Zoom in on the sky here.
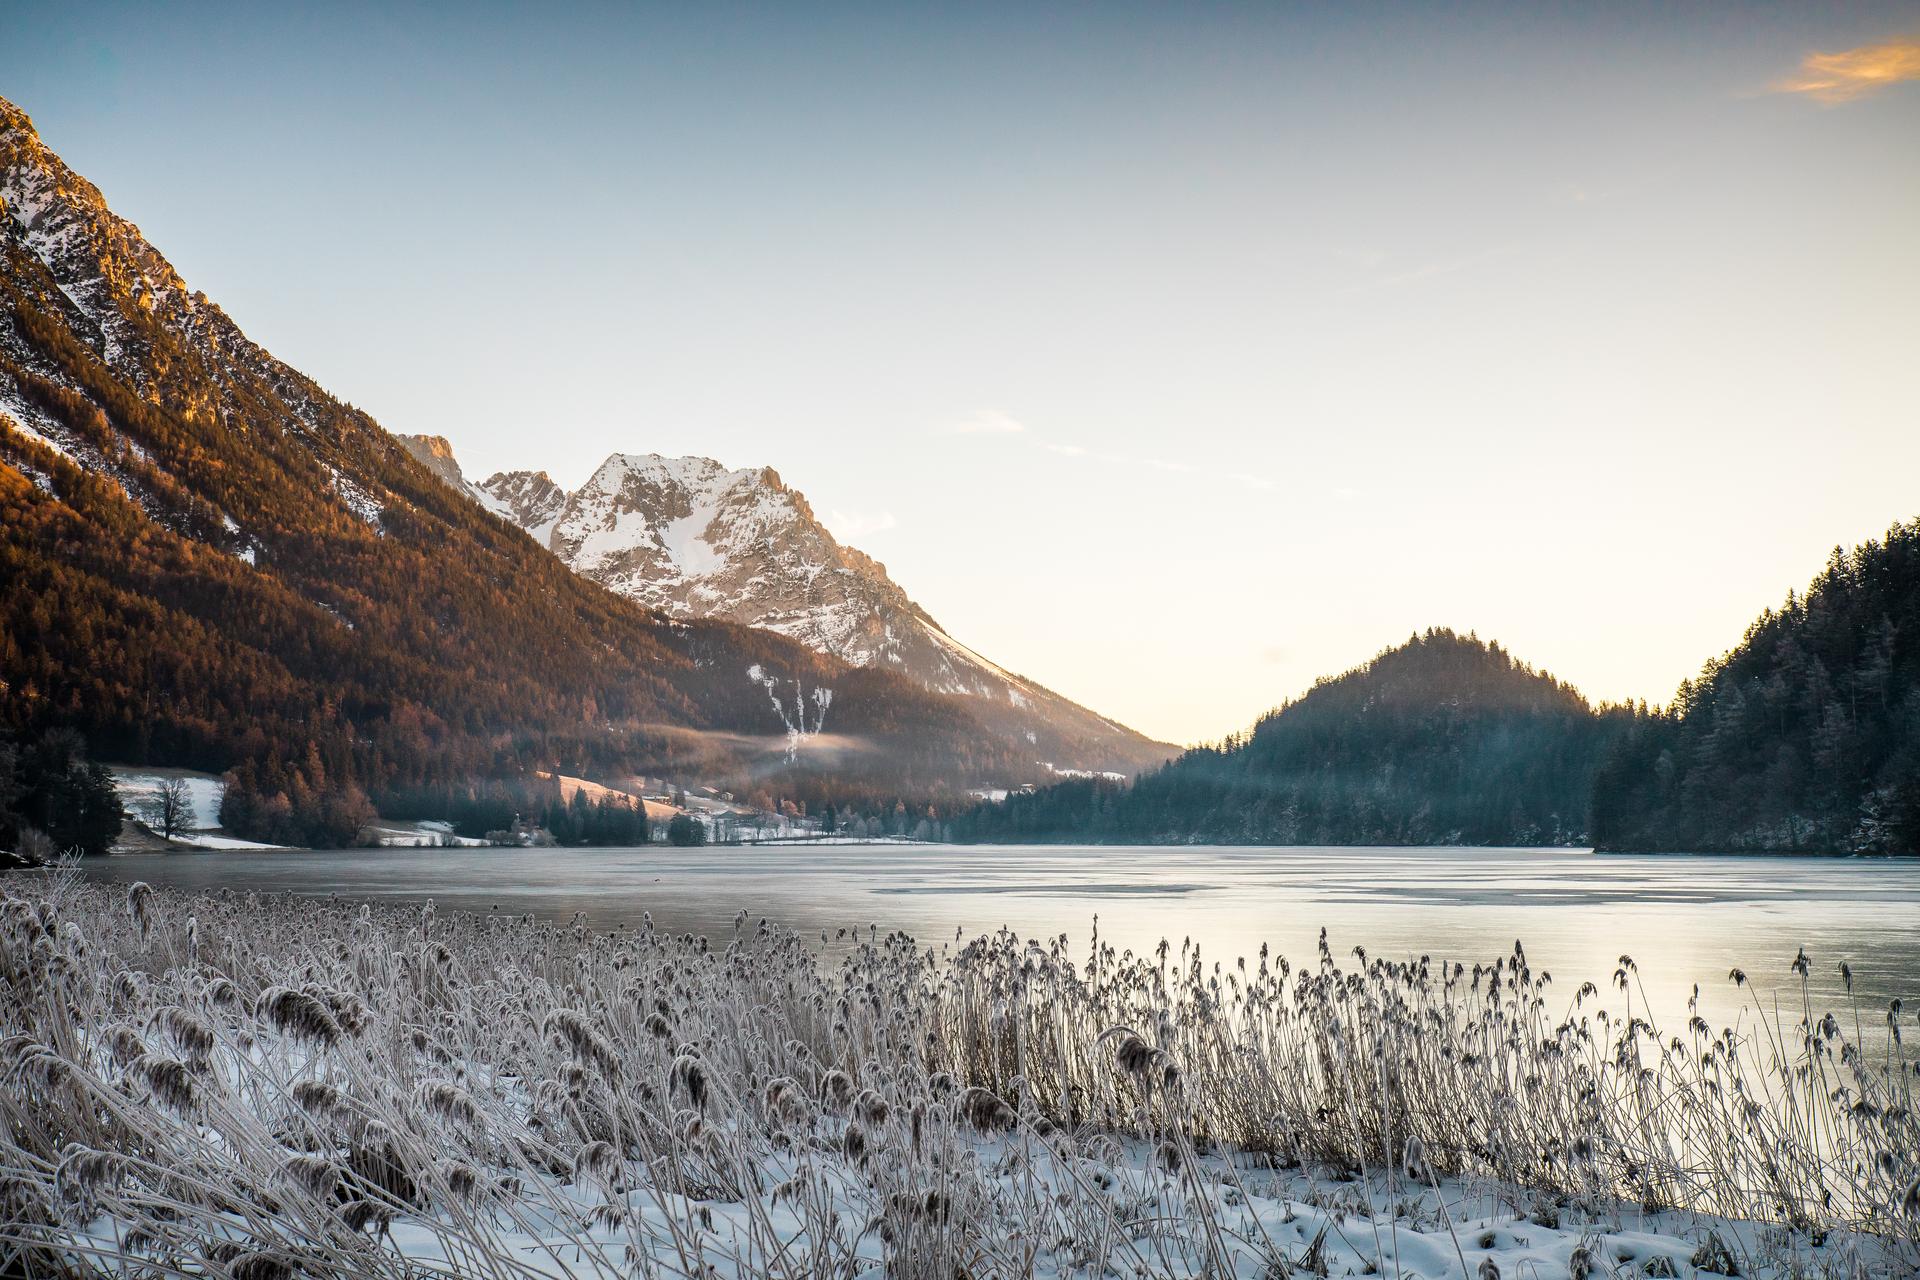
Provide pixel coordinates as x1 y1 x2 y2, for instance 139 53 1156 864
5 2 1918 746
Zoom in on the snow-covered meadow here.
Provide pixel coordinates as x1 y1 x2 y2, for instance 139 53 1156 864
107 767 493 851
0 869 1913 1278
107 768 228 835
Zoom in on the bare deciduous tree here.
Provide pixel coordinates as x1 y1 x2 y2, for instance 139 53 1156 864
136 777 194 842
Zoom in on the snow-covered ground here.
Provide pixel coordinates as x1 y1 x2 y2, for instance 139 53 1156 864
108 765 226 829
109 766 496 850
172 831 293 850
107 766 288 850
57 1141 1882 1278
368 819 490 849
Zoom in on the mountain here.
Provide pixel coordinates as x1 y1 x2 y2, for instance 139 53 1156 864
0 94 1028 828
398 437 1174 776
956 628 1626 844
1593 522 1920 855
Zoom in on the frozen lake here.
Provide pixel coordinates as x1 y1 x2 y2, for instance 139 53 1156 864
81 843 1920 1045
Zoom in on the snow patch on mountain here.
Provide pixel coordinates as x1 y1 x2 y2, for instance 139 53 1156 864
326 465 383 527
0 391 71 460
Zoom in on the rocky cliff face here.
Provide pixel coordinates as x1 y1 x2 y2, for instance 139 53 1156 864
480 468 568 542
397 439 1173 775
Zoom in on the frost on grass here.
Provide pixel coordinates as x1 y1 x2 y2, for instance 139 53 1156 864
0 872 1914 1278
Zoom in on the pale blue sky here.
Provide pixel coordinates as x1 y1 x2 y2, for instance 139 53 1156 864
6 2 1919 743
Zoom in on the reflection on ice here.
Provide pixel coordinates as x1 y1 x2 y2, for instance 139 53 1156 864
84 842 1920 1050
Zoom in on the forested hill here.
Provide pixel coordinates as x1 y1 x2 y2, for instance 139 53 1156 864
957 629 1625 845
1593 521 1920 854
0 95 1025 822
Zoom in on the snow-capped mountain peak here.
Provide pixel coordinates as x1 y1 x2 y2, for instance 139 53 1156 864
557 453 799 598
398 437 1173 774
499 448 937 671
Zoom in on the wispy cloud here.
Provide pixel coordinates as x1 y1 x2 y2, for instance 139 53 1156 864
948 409 1277 490
1356 243 1518 292
1043 440 1276 491
1774 35 1920 104
824 508 897 542
944 409 1026 436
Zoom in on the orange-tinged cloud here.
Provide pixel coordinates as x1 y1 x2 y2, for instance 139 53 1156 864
1775 35 1920 104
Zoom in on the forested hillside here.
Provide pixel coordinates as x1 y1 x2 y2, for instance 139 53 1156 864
0 96 1023 838
958 629 1625 845
1592 522 1920 854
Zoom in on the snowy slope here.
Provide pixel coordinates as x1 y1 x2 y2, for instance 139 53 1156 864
411 445 1173 774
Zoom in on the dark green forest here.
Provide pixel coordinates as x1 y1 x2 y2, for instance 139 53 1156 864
956 629 1630 846
0 728 122 862
1592 521 1920 854
962 523 1920 855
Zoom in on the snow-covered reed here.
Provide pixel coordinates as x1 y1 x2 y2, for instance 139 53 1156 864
0 867 1913 1278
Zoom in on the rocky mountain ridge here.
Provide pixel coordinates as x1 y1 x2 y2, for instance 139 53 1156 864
398 436 1174 775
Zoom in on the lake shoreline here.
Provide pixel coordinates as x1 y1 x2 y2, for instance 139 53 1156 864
99 839 1920 859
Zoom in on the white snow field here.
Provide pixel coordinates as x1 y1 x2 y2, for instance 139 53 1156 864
107 766 227 831
111 767 488 850
367 819 490 849
108 766 286 850
0 873 1911 1279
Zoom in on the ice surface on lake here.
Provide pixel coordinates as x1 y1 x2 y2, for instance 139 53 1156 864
85 843 1920 1047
